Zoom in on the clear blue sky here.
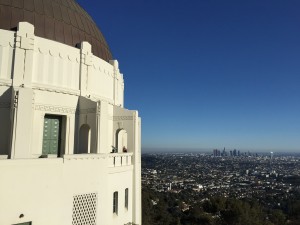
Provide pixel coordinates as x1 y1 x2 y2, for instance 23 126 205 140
77 0 300 152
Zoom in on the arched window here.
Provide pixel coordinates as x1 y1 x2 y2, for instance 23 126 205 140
79 124 91 154
116 129 128 153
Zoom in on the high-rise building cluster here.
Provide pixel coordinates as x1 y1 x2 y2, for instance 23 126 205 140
213 148 257 157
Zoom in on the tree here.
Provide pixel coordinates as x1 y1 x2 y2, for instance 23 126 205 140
269 209 286 225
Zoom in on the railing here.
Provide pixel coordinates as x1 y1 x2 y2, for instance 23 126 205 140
108 153 133 167
63 153 133 168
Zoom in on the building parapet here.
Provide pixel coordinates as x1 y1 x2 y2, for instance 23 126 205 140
63 152 133 167
108 153 133 167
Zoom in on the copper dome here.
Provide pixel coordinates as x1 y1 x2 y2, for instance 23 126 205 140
0 0 113 62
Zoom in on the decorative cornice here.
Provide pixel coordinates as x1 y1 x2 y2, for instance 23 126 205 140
0 79 13 87
111 116 134 121
108 152 133 158
63 154 107 161
37 47 80 63
35 104 76 114
35 104 101 115
32 84 80 96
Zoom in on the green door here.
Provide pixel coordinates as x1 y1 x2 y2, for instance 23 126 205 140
42 115 61 155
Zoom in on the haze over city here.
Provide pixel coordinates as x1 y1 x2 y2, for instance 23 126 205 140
78 0 300 152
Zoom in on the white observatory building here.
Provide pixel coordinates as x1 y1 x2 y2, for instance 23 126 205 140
0 0 141 225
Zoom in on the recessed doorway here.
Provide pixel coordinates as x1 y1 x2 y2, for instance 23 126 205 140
42 115 62 156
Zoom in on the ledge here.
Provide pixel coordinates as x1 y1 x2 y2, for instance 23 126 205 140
108 152 133 158
0 155 8 160
63 152 133 160
0 153 134 168
63 153 107 160
0 78 12 86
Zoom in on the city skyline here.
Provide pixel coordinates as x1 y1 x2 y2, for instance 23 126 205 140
78 0 300 152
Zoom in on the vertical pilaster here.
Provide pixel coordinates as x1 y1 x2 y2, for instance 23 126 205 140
137 117 142 224
10 88 34 159
10 22 35 159
96 101 108 153
64 115 73 154
132 111 142 225
110 60 124 107
121 75 124 107
79 42 93 97
12 22 35 87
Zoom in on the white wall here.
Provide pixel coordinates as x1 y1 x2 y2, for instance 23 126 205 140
108 168 133 225
32 40 80 91
0 156 134 225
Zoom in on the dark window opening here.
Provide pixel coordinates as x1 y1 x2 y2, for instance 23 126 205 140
125 188 129 209
113 191 118 214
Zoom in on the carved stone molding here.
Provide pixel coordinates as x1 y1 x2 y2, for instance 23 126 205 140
35 104 76 114
63 154 106 161
0 79 13 87
97 102 101 115
32 84 80 96
37 46 80 63
13 91 19 109
112 116 133 121
78 108 97 114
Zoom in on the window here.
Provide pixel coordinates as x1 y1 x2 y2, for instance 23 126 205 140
125 188 129 209
42 115 62 156
113 191 118 214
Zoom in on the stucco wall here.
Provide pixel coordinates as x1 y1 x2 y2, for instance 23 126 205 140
0 156 134 225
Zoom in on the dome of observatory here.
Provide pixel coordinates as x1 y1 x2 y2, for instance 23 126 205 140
0 0 112 62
